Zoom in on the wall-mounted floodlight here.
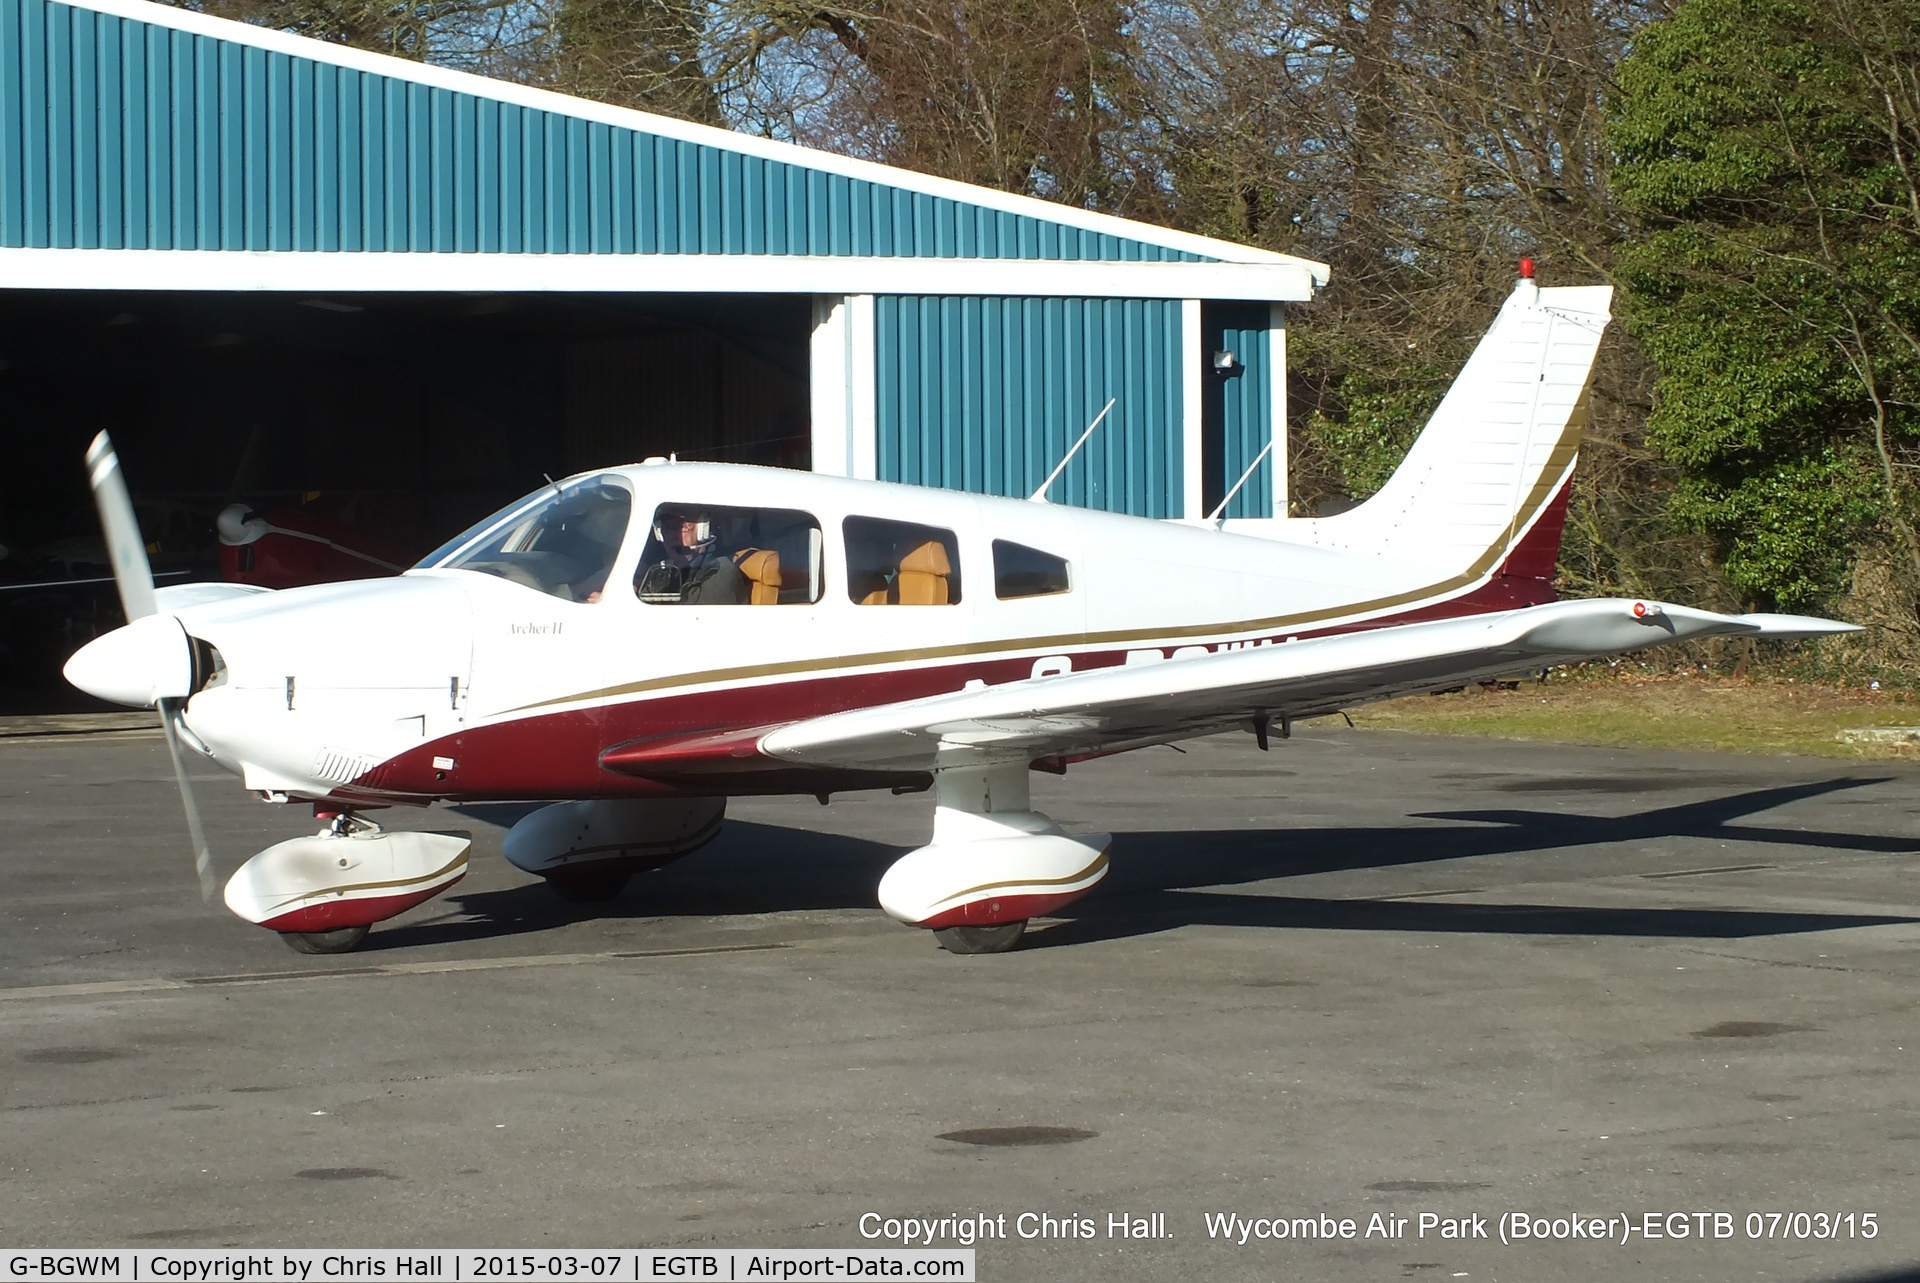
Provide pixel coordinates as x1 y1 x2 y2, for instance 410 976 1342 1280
1211 349 1241 373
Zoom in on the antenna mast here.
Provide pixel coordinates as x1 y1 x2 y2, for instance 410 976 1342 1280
1030 399 1118 503
1205 439 1277 523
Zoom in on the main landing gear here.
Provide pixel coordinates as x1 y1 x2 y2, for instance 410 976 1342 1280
501 798 728 903
215 778 1099 957
878 762 1111 955
221 809 473 954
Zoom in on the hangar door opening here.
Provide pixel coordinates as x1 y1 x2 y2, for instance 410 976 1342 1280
0 290 811 712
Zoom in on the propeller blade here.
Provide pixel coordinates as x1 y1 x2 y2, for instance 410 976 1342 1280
87 436 212 897
158 698 218 902
85 431 157 623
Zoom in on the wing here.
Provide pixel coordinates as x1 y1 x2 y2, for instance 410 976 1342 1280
740 599 1852 774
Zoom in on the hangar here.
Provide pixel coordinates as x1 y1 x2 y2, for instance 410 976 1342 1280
0 0 1325 706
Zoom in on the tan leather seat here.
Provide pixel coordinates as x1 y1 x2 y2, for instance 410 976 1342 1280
854 540 953 604
733 548 782 605
894 541 951 604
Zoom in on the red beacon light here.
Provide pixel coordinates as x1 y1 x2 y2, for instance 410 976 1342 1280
1519 257 1536 280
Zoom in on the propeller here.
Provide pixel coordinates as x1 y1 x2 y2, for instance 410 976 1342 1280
85 431 218 901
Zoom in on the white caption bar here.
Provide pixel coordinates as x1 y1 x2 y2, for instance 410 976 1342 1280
2 1253 975 1283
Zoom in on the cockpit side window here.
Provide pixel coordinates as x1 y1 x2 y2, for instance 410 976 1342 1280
425 478 633 602
993 540 1071 599
845 517 961 605
634 504 823 605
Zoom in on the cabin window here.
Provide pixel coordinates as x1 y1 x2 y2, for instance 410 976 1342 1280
992 540 1072 599
428 477 633 603
845 517 961 605
634 504 823 605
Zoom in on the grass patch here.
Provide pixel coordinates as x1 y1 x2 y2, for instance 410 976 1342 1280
1343 672 1920 759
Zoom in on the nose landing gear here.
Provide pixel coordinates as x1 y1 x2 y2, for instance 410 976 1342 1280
222 809 473 954
932 921 1030 955
281 923 372 954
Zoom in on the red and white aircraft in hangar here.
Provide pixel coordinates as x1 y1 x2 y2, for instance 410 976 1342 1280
65 275 1854 955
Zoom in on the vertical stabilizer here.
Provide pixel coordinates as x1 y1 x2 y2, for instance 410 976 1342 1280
1279 279 1613 583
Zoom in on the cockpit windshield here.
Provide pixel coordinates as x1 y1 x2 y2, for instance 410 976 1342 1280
417 477 634 602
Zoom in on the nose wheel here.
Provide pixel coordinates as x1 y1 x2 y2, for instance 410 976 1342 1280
932 921 1028 954
279 924 371 954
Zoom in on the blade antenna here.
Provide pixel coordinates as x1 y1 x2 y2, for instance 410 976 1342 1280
1030 398 1117 503
1206 439 1277 524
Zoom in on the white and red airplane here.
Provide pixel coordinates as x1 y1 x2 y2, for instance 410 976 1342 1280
63 275 1855 955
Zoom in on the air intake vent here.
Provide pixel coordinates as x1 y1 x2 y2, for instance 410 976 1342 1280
314 748 379 784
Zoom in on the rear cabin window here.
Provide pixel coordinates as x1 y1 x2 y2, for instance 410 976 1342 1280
845 517 962 605
634 504 823 605
993 540 1072 599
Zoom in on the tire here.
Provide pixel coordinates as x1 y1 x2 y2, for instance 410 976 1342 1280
543 862 636 903
933 920 1028 954
279 924 370 954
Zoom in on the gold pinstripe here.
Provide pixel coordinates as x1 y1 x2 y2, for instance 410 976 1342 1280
261 850 469 914
921 849 1112 914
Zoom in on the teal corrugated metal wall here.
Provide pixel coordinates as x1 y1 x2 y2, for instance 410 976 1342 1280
1204 301 1272 518
875 296 1184 518
0 0 1208 259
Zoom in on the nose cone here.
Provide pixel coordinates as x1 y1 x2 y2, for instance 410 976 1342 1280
64 614 193 708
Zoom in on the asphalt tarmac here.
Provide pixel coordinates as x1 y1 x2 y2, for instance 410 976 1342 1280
3 720 1918 1282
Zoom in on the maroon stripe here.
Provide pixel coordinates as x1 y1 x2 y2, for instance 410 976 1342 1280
257 875 464 932
918 884 1104 929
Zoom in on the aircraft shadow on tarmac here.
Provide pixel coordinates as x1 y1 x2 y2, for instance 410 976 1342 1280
386 777 1920 953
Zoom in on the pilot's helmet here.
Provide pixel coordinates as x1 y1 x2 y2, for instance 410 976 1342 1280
655 509 715 553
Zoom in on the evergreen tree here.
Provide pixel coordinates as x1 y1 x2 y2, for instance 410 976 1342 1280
1612 0 1920 618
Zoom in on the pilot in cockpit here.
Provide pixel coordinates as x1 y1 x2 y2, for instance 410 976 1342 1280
634 509 750 605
